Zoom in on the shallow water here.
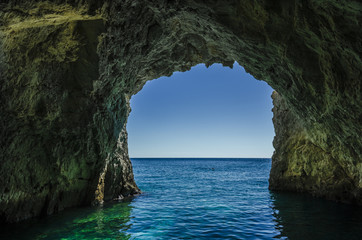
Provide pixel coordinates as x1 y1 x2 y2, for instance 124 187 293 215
1 158 362 239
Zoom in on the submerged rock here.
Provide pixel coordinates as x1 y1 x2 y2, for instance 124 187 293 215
0 0 361 222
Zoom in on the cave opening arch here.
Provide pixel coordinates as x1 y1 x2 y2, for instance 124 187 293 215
96 0 361 206
0 0 361 223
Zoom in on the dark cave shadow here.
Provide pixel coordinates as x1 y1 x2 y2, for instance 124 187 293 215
270 191 362 240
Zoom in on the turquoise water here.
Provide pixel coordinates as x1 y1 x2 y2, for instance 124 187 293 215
1 158 362 239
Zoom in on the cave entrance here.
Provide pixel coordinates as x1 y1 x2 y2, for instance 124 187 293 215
127 62 274 158
123 62 278 238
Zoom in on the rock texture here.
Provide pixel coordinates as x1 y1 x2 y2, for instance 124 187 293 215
0 2 139 222
0 0 361 222
270 92 361 203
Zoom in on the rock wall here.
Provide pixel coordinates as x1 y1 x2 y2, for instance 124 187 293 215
0 0 361 222
0 3 139 222
270 92 361 203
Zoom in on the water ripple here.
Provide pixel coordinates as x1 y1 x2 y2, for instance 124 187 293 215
1 158 362 239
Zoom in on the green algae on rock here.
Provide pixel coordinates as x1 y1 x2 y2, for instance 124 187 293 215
0 3 139 222
0 0 361 222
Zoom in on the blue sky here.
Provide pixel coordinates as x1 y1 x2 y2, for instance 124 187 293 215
127 63 275 158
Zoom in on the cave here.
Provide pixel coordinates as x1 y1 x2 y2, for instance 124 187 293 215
0 0 361 223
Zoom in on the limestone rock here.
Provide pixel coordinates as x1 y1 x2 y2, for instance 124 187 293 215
0 3 140 222
0 0 361 222
270 92 362 203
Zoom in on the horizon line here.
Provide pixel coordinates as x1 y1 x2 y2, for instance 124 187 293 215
130 157 272 159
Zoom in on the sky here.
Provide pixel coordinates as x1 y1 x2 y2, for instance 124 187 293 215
127 63 275 158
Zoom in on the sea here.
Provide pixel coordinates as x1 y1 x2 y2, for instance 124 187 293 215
1 158 362 239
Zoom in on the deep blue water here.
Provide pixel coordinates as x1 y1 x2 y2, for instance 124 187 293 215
1 158 362 239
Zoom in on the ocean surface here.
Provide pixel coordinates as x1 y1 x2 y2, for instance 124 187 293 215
1 158 362 239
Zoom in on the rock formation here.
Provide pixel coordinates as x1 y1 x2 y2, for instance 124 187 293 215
0 0 361 222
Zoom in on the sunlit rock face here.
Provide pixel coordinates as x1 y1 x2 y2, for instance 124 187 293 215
0 0 361 222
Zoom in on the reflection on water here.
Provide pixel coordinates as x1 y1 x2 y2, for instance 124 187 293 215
1 159 362 239
270 192 362 240
0 201 133 240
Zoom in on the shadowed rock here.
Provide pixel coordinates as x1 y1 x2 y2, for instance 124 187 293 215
0 0 361 222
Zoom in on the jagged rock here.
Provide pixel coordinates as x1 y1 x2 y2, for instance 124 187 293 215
0 3 140 222
0 0 361 222
270 92 361 203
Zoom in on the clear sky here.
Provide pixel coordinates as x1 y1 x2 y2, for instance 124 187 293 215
127 63 275 158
